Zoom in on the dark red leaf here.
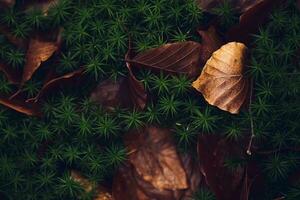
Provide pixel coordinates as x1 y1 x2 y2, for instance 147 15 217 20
126 41 202 78
0 96 41 116
26 68 84 103
226 0 282 46
197 134 247 200
113 126 202 200
0 62 20 84
197 25 223 65
196 0 264 13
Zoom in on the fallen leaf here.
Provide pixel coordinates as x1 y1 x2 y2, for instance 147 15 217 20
196 0 264 13
197 134 246 200
297 0 300 11
0 0 15 8
70 170 112 200
0 96 41 116
192 42 249 114
113 126 202 200
226 0 282 45
23 0 58 16
0 62 20 84
126 41 202 78
197 25 223 65
26 68 84 103
21 30 62 86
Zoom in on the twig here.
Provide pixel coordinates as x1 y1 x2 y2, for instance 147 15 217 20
273 196 285 200
246 78 254 155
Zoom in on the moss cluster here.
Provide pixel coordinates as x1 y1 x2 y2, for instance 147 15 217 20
0 0 299 199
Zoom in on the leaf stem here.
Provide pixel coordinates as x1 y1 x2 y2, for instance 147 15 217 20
246 78 255 155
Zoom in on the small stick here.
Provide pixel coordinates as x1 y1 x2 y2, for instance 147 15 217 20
246 78 254 155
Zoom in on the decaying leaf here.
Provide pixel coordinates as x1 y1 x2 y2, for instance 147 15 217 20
26 68 84 103
197 25 223 65
0 62 20 84
196 0 264 13
226 0 281 45
197 134 246 200
126 41 202 78
70 170 112 200
125 126 188 190
192 42 249 114
113 126 202 200
21 30 62 86
0 96 41 116
23 0 58 16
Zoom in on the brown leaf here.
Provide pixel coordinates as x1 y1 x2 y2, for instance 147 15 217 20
113 126 202 200
126 41 202 78
21 30 62 86
196 0 264 13
0 62 20 84
26 68 84 103
0 96 41 116
23 0 58 16
197 25 223 65
226 0 281 45
197 134 246 200
192 42 249 114
70 170 112 200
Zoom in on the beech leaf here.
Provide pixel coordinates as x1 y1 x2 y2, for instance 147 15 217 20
192 42 249 114
197 25 223 65
226 0 282 45
70 170 112 200
126 41 202 78
23 0 58 16
26 68 84 103
197 134 246 200
0 0 15 8
0 96 41 116
21 30 62 86
113 126 202 200
197 0 264 13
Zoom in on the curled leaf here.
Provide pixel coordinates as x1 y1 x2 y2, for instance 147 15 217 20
0 62 20 84
21 30 62 86
113 126 201 200
192 42 249 114
226 0 281 45
196 0 264 13
0 96 41 116
197 25 223 65
70 170 112 200
126 41 202 78
27 68 84 103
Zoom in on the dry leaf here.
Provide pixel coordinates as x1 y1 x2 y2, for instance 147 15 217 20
23 0 58 16
126 41 202 78
192 42 249 114
113 126 201 200
197 134 246 200
70 170 112 200
26 68 84 103
226 0 281 45
197 0 264 13
21 30 62 86
197 25 223 65
125 126 188 190
0 96 41 116
0 62 20 84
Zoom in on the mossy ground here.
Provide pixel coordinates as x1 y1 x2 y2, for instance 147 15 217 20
0 0 299 199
